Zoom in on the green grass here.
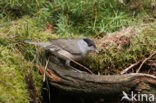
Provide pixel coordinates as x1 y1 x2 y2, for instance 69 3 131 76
1 0 155 36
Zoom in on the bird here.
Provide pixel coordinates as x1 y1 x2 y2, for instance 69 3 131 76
24 38 99 71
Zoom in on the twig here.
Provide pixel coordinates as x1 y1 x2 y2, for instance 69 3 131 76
138 0 145 12
120 61 141 74
35 0 42 16
35 0 40 7
60 54 94 74
147 60 156 63
66 7 68 25
43 57 50 82
146 60 156 68
136 51 156 73
37 65 53 79
134 0 145 12
121 51 156 74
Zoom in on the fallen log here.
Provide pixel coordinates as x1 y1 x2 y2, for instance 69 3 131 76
40 54 156 99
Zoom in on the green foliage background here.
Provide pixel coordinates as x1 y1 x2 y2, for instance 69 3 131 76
1 0 155 36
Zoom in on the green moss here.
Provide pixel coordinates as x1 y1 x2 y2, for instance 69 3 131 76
82 23 156 74
0 46 30 103
0 16 45 103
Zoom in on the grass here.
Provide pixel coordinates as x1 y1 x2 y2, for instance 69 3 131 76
1 0 155 36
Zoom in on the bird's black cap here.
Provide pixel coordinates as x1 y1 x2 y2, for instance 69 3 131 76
83 38 96 48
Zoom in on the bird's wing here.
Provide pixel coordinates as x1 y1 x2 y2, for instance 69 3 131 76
48 39 82 54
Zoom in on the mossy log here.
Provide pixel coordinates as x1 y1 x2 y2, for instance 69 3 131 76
40 54 156 98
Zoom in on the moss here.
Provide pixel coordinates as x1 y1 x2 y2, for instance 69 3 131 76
0 16 45 103
0 45 30 103
81 23 156 74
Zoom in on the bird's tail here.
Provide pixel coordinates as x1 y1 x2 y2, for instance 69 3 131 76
24 41 50 48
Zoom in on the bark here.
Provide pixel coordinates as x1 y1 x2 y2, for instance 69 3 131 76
40 54 156 98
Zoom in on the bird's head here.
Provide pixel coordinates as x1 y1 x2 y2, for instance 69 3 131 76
83 38 99 53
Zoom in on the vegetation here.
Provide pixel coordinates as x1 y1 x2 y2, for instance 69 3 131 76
82 24 156 74
1 0 155 36
0 0 155 102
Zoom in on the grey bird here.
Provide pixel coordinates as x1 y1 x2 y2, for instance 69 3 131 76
24 38 99 69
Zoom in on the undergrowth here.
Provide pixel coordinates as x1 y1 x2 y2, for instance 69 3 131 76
0 0 155 36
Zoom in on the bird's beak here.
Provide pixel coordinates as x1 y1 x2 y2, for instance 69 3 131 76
95 49 99 53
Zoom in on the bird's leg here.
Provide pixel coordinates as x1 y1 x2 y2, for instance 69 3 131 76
65 60 84 73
